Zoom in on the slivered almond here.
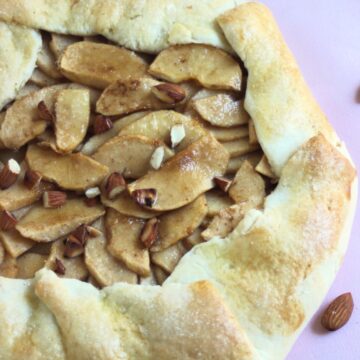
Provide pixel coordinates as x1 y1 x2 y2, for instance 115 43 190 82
214 176 232 193
0 159 21 189
131 189 158 208
152 83 186 104
23 169 42 190
93 115 113 134
0 211 17 231
85 187 101 199
105 173 126 199
141 218 159 249
170 124 186 148
43 191 67 208
54 257 66 275
150 146 165 170
37 100 54 122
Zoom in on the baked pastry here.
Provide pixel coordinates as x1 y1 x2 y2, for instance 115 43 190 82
0 2 356 359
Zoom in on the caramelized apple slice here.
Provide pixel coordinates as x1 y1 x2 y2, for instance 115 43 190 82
207 124 249 142
26 145 108 191
255 155 277 179
16 83 41 100
229 161 265 206
222 138 260 158
46 240 88 280
226 151 263 174
153 265 169 285
128 136 229 211
49 34 80 59
119 110 207 151
59 42 148 89
85 218 137 287
151 195 207 252
16 253 47 279
151 242 187 273
248 119 258 145
37 35 63 79
55 89 90 153
1 84 70 149
149 44 242 91
81 111 148 155
16 199 104 242
106 209 150 276
96 77 176 116
92 135 173 178
0 230 35 258
205 190 234 217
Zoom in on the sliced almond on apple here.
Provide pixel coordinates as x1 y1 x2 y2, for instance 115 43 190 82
119 110 207 151
16 198 104 242
226 151 263 175
153 265 169 285
59 42 148 89
92 135 174 178
229 160 265 207
46 240 88 280
149 44 242 91
0 254 18 278
201 203 245 241
81 111 148 155
49 34 80 59
255 155 277 179
1 84 69 149
26 145 108 191
151 242 187 273
128 136 229 211
183 228 204 250
16 253 47 279
85 218 137 287
105 209 150 276
205 190 234 217
96 77 175 116
222 138 260 158
151 195 207 252
55 89 90 153
206 124 249 142
101 191 159 219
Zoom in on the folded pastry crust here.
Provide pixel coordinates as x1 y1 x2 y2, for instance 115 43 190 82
0 2 356 360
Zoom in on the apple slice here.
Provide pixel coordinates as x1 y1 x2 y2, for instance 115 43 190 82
151 242 187 273
255 155 277 179
151 195 207 252
248 119 258 145
30 69 59 87
222 138 260 158
149 44 242 91
59 42 148 89
128 136 229 211
26 145 108 191
105 209 150 276
0 254 18 278
16 83 41 100
49 34 80 59
153 265 169 285
139 269 157 285
92 135 174 178
183 228 204 250
119 110 207 151
37 35 63 80
85 218 137 287
16 253 47 279
55 89 90 153
16 198 104 242
205 190 234 217
0 229 35 258
81 111 148 155
206 124 249 142
226 151 263 174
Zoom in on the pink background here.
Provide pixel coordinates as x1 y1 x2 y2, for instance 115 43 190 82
262 0 360 359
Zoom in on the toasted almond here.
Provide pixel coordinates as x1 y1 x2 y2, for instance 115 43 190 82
43 191 67 208
16 253 47 279
84 197 99 207
151 242 187 273
85 187 101 199
0 210 17 231
150 146 165 170
71 224 88 245
23 169 42 190
86 225 102 238
321 293 354 331
93 115 113 134
105 172 126 199
170 124 186 148
54 257 66 275
214 176 232 193
140 218 159 249
152 83 186 104
131 188 158 208
0 159 21 189
64 235 84 258
37 100 54 122
149 44 242 91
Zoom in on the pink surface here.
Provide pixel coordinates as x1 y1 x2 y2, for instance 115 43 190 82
262 0 360 359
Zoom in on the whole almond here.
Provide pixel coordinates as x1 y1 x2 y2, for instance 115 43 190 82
321 292 354 331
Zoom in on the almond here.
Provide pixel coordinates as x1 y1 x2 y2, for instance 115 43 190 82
0 210 17 231
140 217 159 248
105 172 126 199
214 176 232 193
151 83 186 104
84 197 98 207
93 115 113 134
23 169 42 190
131 188 157 208
85 187 101 198
37 100 54 122
0 159 21 189
71 224 88 245
54 257 66 275
321 292 354 331
150 146 165 170
43 190 67 208
86 225 102 237
170 124 186 148
64 234 84 258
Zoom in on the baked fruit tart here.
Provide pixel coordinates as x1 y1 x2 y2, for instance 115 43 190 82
0 1 356 359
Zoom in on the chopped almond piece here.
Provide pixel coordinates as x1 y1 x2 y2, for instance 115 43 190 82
170 124 186 148
0 254 18 278
37 35 64 79
226 151 263 175
105 210 150 277
0 159 21 189
59 42 148 89
151 195 207 252
131 189 158 208
214 176 232 193
23 169 42 190
85 218 137 287
141 218 160 249
128 136 229 211
0 210 17 231
151 242 187 274
153 265 169 285
150 146 165 170
222 138 260 158
64 235 84 258
55 89 90 152
93 115 113 134
43 191 67 208
85 187 101 199
105 173 126 199
149 44 242 91
16 199 104 242
248 119 258 145
152 83 186 104
92 134 174 179
54 257 66 275
26 145 108 191
205 190 234 217
229 161 265 207
37 100 54 122
255 155 277 179
16 253 47 279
